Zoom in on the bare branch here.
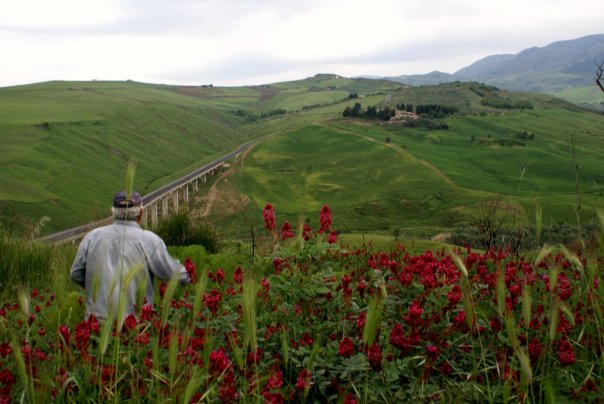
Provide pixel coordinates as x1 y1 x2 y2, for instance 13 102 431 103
596 60 604 93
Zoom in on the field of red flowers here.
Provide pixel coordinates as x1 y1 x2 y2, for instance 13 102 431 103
1 205 603 402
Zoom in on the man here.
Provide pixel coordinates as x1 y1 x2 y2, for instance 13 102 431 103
70 190 190 322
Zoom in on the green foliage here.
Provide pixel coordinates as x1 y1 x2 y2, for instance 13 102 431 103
153 210 220 253
403 117 449 130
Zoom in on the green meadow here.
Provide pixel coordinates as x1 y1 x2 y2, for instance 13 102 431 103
225 107 604 238
1 76 603 240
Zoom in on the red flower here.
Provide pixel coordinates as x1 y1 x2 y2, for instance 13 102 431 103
233 267 244 284
262 391 284 404
58 325 71 347
266 368 283 390
528 337 542 362
405 300 423 325
338 336 355 358
356 312 366 330
140 305 155 322
209 347 232 375
0 343 12 358
299 332 313 346
319 205 332 234
214 268 225 284
280 221 294 240
452 310 466 327
390 323 409 351
184 257 197 284
367 342 383 371
343 393 357 404
447 285 462 305
557 337 576 366
302 223 312 241
328 230 338 245
263 203 276 231
357 279 366 298
558 273 572 300
426 344 441 360
219 370 238 402
203 290 222 314
0 368 16 394
273 258 285 274
123 314 138 332
295 368 312 391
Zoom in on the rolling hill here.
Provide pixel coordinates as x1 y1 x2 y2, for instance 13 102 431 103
1 75 603 242
0 77 402 234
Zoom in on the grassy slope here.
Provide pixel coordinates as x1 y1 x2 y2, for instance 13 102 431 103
550 85 604 111
0 81 263 233
209 82 604 238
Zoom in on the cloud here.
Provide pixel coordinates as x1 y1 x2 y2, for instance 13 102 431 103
0 0 603 86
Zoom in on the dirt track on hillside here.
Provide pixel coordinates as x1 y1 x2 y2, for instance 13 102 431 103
319 123 455 186
198 144 255 217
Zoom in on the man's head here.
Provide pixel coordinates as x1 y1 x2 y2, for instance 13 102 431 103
112 191 144 221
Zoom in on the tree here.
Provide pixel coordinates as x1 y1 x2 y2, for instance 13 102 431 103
366 105 377 119
597 60 604 93
393 227 401 240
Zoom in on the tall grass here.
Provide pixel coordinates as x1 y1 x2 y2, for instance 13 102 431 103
0 234 76 303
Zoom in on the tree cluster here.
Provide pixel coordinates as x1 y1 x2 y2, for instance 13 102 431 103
480 97 533 110
396 103 458 117
342 102 395 121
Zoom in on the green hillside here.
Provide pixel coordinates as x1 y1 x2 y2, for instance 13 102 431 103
0 80 253 232
193 82 604 240
1 76 603 241
0 76 402 234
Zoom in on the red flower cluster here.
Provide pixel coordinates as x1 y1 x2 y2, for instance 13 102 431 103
557 337 576 366
203 289 222 314
302 223 312 241
263 203 276 231
338 336 355 358
318 205 331 234
184 257 197 284
280 221 294 240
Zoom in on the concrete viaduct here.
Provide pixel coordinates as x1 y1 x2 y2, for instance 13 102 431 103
39 142 252 245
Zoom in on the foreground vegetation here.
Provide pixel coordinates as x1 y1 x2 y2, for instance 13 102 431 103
1 205 602 402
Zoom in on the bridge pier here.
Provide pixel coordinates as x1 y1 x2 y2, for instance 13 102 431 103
152 203 158 227
162 197 168 217
173 190 179 212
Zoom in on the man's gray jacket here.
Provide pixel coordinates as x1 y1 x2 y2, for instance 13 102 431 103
70 220 190 321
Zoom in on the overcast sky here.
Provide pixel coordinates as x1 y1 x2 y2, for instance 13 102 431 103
1 0 602 87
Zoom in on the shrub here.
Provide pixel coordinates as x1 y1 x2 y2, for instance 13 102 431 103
153 210 220 253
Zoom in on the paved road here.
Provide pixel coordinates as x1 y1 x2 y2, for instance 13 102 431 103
38 141 254 245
